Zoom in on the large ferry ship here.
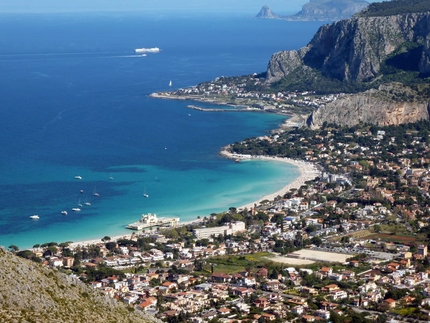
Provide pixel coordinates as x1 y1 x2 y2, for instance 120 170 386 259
134 47 162 54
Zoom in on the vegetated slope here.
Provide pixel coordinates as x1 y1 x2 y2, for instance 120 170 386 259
0 247 158 323
357 0 430 17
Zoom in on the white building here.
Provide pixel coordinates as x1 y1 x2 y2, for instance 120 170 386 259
193 221 246 240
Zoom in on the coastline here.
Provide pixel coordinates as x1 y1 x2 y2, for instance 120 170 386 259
220 148 320 210
68 151 319 250
65 97 317 250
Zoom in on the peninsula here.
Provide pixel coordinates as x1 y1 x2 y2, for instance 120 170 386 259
256 0 369 21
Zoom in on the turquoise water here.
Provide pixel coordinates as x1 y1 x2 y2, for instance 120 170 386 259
0 12 323 248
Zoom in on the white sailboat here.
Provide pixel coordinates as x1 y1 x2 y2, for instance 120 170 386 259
29 215 39 219
169 80 172 87
78 198 82 207
84 197 91 206
93 187 99 197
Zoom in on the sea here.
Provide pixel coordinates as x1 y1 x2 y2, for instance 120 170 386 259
0 11 325 249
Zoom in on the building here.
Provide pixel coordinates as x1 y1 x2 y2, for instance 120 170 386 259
193 221 246 239
418 245 428 257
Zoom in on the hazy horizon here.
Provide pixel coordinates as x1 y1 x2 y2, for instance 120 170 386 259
0 0 306 14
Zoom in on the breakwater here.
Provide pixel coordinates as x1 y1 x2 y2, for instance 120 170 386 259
187 105 260 112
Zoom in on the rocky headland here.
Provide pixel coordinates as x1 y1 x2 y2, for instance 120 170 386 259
306 83 430 128
256 0 369 21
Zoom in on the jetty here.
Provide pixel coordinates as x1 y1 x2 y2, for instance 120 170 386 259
126 213 180 231
187 105 260 112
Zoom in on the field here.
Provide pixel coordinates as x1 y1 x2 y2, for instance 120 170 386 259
365 233 419 245
286 249 352 263
206 252 274 274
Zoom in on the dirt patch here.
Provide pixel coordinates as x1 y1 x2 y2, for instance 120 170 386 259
288 249 352 263
270 255 315 265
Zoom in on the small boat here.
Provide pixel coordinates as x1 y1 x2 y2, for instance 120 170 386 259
84 201 91 206
61 211 68 215
80 190 84 194
143 193 149 198
169 80 172 87
75 175 82 180
29 215 40 219
109 176 113 180
93 187 99 197
72 208 81 212
78 198 82 207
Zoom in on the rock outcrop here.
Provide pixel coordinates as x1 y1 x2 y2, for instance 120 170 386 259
266 12 430 83
255 5 280 19
0 247 160 323
306 83 430 128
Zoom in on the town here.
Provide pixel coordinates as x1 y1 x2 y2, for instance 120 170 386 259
10 81 430 323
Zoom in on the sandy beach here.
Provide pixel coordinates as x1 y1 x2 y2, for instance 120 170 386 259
67 218 204 249
67 152 319 249
220 149 320 210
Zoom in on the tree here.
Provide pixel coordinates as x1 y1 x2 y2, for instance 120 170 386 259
101 236 111 242
8 245 19 253
105 241 117 251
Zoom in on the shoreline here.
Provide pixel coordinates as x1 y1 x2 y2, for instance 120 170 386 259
68 152 319 250
66 95 316 249
219 148 320 210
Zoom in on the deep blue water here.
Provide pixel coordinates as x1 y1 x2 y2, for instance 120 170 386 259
0 12 324 248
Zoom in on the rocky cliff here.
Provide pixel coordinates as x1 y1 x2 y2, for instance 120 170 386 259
306 83 430 128
0 247 159 323
266 12 430 83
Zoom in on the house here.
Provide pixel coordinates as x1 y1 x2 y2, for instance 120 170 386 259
211 273 231 283
254 297 270 310
384 298 397 308
256 267 268 278
217 308 231 316
262 280 281 291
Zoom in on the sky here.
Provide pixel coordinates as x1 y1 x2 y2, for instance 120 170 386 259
0 0 308 14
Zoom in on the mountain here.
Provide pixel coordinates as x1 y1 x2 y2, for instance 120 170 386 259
0 247 159 323
306 83 430 128
255 0 368 22
264 0 430 128
266 11 430 84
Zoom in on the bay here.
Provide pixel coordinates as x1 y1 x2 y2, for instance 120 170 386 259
0 12 324 248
